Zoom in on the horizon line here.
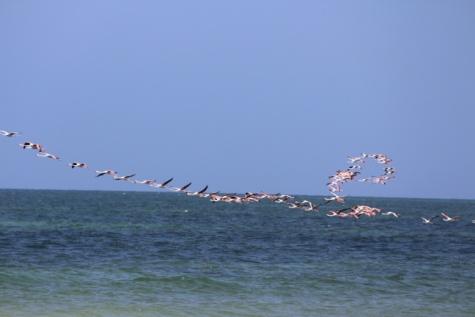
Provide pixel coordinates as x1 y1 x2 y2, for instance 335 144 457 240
0 186 473 202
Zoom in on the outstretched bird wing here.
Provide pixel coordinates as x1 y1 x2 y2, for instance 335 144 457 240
198 185 208 194
161 177 174 187
180 182 192 191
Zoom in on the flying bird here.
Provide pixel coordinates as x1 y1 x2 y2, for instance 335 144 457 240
209 193 224 203
421 216 438 224
150 177 174 189
440 212 460 222
187 185 209 196
96 170 118 177
348 154 367 164
19 142 44 152
0 130 20 137
171 182 192 192
37 152 60 160
69 162 88 169
382 211 399 218
324 192 345 204
300 200 317 212
113 174 136 181
134 179 156 185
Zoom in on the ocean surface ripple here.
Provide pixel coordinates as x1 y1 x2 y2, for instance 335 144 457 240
0 190 474 317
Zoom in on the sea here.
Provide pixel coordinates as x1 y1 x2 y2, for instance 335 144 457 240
0 189 474 317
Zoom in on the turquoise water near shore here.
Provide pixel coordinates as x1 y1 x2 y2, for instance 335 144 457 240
0 189 474 317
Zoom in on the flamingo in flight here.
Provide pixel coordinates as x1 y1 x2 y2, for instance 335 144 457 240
0 130 21 137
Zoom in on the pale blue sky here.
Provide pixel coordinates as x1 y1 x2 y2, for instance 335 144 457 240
1 1 474 199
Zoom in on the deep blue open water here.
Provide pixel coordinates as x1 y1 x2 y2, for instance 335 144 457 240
0 189 474 317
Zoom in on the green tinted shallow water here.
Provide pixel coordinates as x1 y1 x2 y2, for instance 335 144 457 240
0 189 474 317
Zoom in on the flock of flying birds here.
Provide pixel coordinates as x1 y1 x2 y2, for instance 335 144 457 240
1 129 473 224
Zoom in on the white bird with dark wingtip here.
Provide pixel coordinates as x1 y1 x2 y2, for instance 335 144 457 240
113 174 136 181
19 142 44 152
324 192 345 204
134 179 156 185
440 212 460 222
0 130 21 137
69 162 88 169
358 176 392 185
187 185 208 197
421 216 438 224
95 170 117 177
300 200 317 212
382 211 399 218
150 177 174 189
171 182 192 192
348 153 367 164
37 152 60 160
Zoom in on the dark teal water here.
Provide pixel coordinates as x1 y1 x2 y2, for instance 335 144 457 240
0 189 474 317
